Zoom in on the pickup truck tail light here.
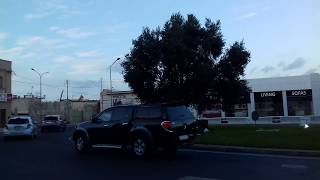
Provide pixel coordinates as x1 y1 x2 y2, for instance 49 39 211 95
161 121 173 132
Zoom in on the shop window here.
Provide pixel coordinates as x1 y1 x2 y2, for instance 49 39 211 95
287 90 313 116
254 91 284 116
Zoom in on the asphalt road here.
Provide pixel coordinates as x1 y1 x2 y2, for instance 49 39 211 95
1 128 320 180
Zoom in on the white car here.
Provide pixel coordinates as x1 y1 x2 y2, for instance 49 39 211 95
3 116 39 140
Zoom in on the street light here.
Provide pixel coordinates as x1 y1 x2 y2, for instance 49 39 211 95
31 68 49 122
110 58 120 107
31 68 49 101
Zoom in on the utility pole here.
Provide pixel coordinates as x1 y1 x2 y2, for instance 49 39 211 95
100 78 103 111
66 80 69 100
66 80 70 122
100 78 103 93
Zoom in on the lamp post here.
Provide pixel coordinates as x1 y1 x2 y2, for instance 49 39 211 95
31 68 49 121
110 58 120 107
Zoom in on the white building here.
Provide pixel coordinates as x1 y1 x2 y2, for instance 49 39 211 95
246 73 320 118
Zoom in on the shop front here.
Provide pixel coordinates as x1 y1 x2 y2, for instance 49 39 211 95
287 89 313 116
254 91 284 117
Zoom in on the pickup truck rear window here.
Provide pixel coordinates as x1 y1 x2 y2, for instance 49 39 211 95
167 106 194 122
135 106 162 119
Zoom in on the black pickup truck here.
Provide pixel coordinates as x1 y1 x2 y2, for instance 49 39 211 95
72 104 208 157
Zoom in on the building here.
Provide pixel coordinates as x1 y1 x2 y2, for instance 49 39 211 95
246 73 320 118
100 90 140 111
0 59 12 127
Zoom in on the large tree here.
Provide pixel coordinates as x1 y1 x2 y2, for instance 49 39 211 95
122 13 251 112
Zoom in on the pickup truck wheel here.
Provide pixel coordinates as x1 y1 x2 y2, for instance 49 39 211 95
131 136 149 158
75 134 89 153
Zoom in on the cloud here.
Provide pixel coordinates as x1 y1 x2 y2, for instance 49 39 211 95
24 12 50 20
17 36 76 49
7 36 77 63
24 1 82 20
278 61 286 67
304 68 318 74
49 26 60 31
17 36 60 47
54 55 75 63
105 23 131 33
70 61 106 75
69 80 100 88
20 52 36 59
283 57 306 71
262 6 271 12
50 26 95 39
75 50 103 58
261 66 275 73
238 12 257 20
0 32 7 40
53 42 77 49
0 47 25 59
249 67 258 75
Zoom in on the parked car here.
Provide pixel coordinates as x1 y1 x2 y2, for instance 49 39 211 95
3 116 39 140
41 115 66 132
72 104 208 157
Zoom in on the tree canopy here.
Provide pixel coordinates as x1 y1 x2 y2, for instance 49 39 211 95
122 13 251 112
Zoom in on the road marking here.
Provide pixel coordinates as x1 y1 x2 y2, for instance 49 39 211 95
180 149 320 160
281 164 308 169
177 176 221 180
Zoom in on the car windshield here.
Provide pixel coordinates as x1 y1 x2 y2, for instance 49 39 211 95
44 117 58 121
166 106 194 122
8 118 29 124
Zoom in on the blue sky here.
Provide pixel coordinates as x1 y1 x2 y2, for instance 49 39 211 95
0 0 319 100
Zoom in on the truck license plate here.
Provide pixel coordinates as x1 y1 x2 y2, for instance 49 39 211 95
179 135 189 140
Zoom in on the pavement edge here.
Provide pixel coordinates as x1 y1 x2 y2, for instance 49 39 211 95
188 144 320 157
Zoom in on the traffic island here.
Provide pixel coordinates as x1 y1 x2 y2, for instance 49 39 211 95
190 125 320 157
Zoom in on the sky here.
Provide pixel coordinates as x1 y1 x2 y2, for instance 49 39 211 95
0 0 319 101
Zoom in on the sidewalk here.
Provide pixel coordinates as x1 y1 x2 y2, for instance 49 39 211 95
189 144 320 157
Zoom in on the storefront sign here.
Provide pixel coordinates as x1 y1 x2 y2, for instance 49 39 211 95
291 90 306 96
254 91 283 102
287 89 312 97
260 92 276 98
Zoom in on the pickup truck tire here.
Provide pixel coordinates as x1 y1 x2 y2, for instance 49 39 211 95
74 134 90 153
131 135 150 158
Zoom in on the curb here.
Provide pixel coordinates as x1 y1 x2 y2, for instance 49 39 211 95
188 144 320 157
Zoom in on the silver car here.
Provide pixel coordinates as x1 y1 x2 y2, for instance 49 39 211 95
3 116 39 140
